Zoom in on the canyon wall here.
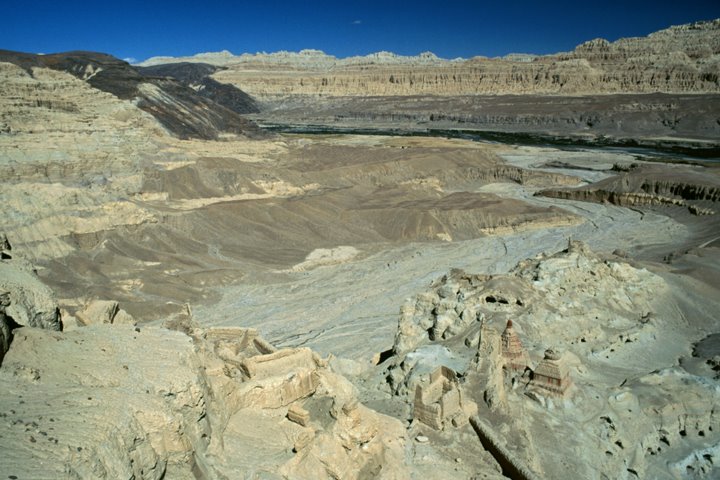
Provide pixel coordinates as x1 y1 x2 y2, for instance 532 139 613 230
144 20 720 99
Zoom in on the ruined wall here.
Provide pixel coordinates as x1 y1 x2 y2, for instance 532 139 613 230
239 347 320 380
470 416 543 480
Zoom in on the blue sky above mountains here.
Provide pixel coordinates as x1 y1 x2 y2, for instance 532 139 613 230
3 0 720 62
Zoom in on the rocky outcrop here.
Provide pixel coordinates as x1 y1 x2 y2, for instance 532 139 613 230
0 49 262 140
0 253 61 332
73 299 136 326
0 235 61 365
0 320 411 479
390 241 663 361
385 240 665 414
0 292 13 365
537 164 720 215
0 325 211 479
155 20 720 146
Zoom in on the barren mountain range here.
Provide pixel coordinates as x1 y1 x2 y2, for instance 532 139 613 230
1 19 720 479
140 20 720 96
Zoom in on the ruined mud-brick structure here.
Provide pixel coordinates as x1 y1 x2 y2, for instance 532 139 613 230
413 366 470 430
501 320 529 372
205 327 277 364
201 327 327 410
530 348 572 396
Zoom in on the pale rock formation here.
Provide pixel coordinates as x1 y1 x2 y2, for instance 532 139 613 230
0 318 412 479
0 61 164 262
188 326 411 478
112 308 137 325
393 274 488 356
388 240 666 412
0 249 61 331
75 299 136 326
475 324 508 411
186 20 720 99
379 241 720 478
287 403 311 426
139 49 451 68
0 250 412 479
0 325 209 479
386 342 470 399
0 291 12 364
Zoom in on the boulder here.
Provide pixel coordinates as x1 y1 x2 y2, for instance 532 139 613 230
76 300 119 325
0 257 61 331
76 300 135 326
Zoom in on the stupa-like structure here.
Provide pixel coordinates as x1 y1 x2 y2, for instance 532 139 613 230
531 348 572 396
500 320 529 372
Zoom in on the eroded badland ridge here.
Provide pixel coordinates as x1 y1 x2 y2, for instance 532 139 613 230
1 19 720 479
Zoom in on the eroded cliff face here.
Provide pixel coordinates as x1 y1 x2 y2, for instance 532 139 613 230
182 20 720 99
252 93 720 145
537 164 720 216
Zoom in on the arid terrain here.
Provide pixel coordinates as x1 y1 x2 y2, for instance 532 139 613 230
1 19 720 479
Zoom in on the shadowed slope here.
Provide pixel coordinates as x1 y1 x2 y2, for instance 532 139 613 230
138 62 259 115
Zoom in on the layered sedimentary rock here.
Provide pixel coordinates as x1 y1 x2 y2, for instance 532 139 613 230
137 20 720 99
254 93 720 146
538 163 720 215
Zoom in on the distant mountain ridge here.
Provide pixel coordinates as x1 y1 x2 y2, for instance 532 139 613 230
137 49 455 68
137 19 720 97
137 19 720 69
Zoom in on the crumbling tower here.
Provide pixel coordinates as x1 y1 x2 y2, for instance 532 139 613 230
500 320 529 372
531 348 572 396
413 366 475 430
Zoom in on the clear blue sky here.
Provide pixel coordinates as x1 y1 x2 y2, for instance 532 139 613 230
3 0 720 62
